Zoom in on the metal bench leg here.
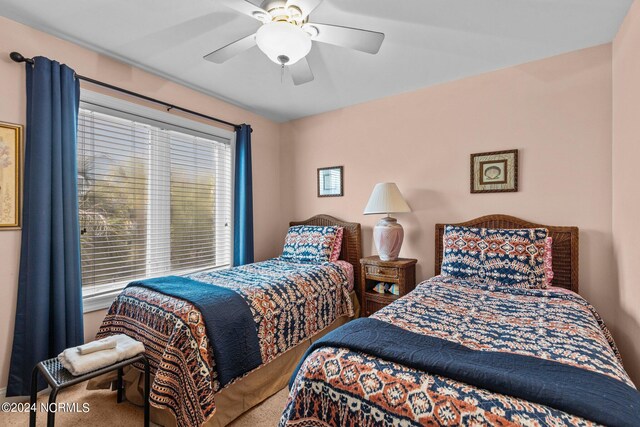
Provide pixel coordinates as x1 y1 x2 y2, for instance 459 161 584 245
143 357 150 427
29 366 39 427
47 388 58 427
117 367 124 403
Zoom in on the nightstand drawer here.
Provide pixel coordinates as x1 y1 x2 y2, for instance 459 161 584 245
365 265 399 280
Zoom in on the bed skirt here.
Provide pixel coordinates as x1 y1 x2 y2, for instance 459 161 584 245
88 291 359 427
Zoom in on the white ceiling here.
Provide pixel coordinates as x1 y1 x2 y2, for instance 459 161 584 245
0 0 633 122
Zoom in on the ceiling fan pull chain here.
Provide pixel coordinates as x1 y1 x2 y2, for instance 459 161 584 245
281 63 285 84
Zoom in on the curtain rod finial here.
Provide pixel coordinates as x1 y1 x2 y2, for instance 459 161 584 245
10 52 25 62
10 52 33 64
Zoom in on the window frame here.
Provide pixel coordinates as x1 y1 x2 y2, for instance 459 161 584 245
80 90 236 313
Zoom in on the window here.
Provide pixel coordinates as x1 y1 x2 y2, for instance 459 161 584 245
78 92 233 311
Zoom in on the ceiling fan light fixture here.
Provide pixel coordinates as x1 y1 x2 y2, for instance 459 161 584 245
256 22 312 65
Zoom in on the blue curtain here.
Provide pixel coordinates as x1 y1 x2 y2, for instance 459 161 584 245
233 124 254 266
7 57 83 397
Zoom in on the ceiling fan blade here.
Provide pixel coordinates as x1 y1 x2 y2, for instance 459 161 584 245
286 0 322 20
203 33 256 64
304 23 384 54
219 0 272 23
289 57 314 85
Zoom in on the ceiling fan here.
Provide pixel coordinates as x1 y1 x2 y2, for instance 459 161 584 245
204 0 385 85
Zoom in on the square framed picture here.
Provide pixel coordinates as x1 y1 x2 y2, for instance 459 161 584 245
317 166 343 197
470 149 518 193
0 122 22 229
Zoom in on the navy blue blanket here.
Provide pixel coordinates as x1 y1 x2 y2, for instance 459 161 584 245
291 318 640 426
127 276 261 386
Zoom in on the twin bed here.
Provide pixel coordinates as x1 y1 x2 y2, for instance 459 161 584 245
281 215 638 426
95 215 362 427
95 214 639 426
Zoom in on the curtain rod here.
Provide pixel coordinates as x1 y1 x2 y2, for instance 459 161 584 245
9 52 242 131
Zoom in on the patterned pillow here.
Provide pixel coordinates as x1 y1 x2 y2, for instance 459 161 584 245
281 225 342 263
543 236 554 288
329 227 344 262
441 225 549 289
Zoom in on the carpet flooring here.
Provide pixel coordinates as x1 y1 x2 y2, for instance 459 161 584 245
0 385 289 426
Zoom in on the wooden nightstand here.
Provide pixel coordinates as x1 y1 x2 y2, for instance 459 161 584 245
360 256 417 316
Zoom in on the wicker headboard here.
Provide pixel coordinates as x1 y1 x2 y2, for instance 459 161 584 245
289 214 363 291
434 214 579 293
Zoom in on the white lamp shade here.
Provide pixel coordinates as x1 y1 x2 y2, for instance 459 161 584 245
363 182 411 215
256 22 312 65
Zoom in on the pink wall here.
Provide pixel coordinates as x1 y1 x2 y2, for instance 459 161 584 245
281 44 639 381
0 16 286 392
612 0 640 383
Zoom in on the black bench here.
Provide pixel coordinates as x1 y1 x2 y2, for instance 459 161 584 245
30 354 150 427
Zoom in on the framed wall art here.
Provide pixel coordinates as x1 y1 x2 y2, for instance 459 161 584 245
317 166 343 197
0 122 22 229
470 149 518 193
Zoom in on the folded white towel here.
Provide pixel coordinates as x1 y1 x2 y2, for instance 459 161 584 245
76 337 117 355
58 334 145 376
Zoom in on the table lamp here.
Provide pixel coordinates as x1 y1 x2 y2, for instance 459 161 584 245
363 182 411 261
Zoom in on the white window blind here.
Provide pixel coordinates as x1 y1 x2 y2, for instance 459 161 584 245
78 105 232 298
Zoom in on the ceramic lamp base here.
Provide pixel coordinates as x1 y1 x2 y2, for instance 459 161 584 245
373 216 404 261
